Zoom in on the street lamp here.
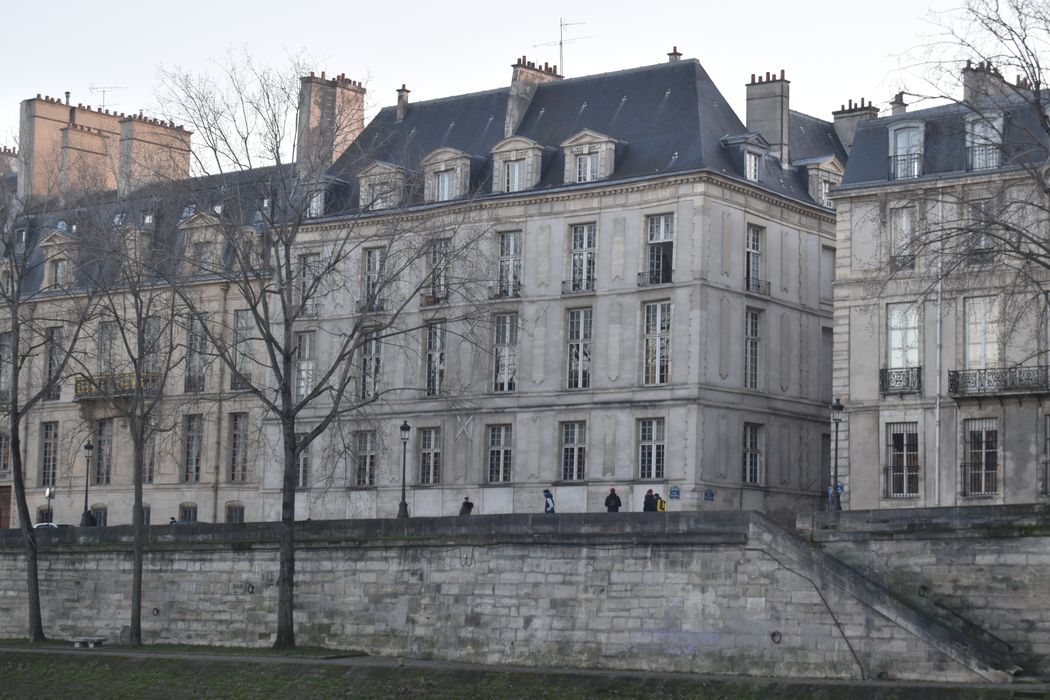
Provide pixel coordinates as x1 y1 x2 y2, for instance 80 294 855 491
829 398 844 511
397 421 410 519
80 440 96 527
44 487 54 524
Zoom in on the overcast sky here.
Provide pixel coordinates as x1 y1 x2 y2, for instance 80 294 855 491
1 0 963 149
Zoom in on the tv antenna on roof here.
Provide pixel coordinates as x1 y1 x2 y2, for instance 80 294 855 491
88 84 127 110
533 18 590 76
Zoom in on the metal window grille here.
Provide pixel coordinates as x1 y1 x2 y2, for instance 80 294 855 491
962 417 998 496
885 422 920 497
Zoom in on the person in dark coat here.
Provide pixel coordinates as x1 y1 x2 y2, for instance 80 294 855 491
543 489 555 513
643 488 658 512
459 497 474 515
604 487 622 512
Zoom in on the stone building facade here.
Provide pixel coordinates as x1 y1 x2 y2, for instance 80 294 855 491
1 52 856 526
832 62 1050 509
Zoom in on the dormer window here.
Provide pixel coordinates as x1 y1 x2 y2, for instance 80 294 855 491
505 160 525 192
890 124 923 179
308 191 324 218
561 130 617 185
421 148 473 203
358 162 407 211
142 211 155 227
491 136 544 195
49 259 67 289
369 183 391 210
435 170 455 201
967 115 1003 171
746 152 760 182
576 153 599 183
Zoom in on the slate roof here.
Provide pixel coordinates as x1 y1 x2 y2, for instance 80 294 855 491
329 59 842 211
841 93 1050 188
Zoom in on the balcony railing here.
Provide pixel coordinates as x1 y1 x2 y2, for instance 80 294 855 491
889 153 922 180
745 277 771 296
880 367 922 395
961 462 998 497
420 291 448 306
490 285 520 300
967 144 1001 171
637 271 672 287
355 298 386 313
75 372 162 399
561 277 595 295
948 365 1050 396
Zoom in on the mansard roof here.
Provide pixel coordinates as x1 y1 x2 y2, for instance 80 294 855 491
329 59 838 210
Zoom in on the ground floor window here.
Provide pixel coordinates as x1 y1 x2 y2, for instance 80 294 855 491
962 417 998 496
886 422 919 498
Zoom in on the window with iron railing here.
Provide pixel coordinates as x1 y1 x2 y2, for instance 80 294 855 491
962 417 998 497
885 422 919 498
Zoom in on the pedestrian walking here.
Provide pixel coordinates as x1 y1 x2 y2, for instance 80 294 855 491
655 493 666 512
643 488 657 512
459 497 474 515
605 487 622 512
543 488 555 513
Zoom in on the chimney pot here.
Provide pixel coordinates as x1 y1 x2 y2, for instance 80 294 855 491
780 69 785 80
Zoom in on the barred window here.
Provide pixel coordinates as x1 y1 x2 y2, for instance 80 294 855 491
561 422 586 481
487 425 512 483
638 418 665 480
742 423 762 485
229 413 248 482
963 417 998 496
182 414 202 483
744 309 762 390
179 503 198 523
226 503 245 524
420 428 441 484
355 430 376 487
886 422 919 497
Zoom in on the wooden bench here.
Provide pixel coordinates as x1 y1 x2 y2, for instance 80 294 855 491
73 637 106 649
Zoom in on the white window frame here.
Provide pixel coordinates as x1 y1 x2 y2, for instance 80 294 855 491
40 422 58 487
638 418 665 480
569 223 596 292
361 331 381 400
493 313 518 393
744 309 762 390
296 434 310 489
644 214 674 285
742 423 762 485
886 421 920 498
95 418 113 485
887 303 919 369
504 159 525 193
746 224 763 290
890 124 923 179
487 424 513 483
420 427 441 484
965 297 1000 370
643 301 671 386
745 151 760 182
497 231 521 297
182 414 203 483
435 169 456 201
364 247 385 300
425 321 445 397
295 331 316 401
229 412 248 482
576 152 599 183
566 308 592 389
355 430 376 486
560 421 586 481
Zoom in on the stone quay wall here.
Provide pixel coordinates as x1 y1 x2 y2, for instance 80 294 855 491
1 510 1042 683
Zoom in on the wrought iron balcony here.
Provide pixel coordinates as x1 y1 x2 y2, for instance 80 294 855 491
420 291 448 306
948 365 1050 397
745 277 771 296
967 144 1001 171
889 153 922 180
75 372 162 399
490 284 520 300
880 367 922 395
355 298 386 313
561 277 595 295
637 270 672 287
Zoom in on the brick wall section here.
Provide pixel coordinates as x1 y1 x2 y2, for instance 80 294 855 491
0 512 1029 682
802 504 1050 675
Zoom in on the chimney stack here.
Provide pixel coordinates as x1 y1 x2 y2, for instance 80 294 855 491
889 92 907 115
504 55 562 138
396 85 411 123
746 70 790 167
832 98 879 155
296 71 367 171
667 46 682 63
962 59 1013 103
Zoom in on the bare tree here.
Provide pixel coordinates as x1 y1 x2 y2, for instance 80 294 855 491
157 56 493 650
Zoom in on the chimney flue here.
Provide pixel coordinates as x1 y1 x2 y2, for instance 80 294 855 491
396 84 411 123
667 46 682 62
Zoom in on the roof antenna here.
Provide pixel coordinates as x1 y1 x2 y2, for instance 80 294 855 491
532 17 591 75
88 83 127 111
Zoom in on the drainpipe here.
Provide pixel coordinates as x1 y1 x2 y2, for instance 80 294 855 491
934 203 943 507
211 282 230 522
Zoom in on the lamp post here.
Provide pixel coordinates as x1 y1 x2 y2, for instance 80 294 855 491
397 421 410 518
80 440 96 527
44 487 54 524
830 398 844 511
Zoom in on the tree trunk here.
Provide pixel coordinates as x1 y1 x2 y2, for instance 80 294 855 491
272 420 297 651
10 426 45 642
130 420 144 645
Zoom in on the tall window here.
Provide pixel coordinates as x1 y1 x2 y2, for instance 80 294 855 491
297 253 321 315
566 308 592 389
560 422 586 481
45 327 62 400
226 503 245 524
644 214 674 285
364 247 385 301
232 310 252 389
361 332 381 400
968 117 1002 170
745 152 760 181
576 153 599 183
504 159 525 192
185 316 206 392
0 331 12 398
638 418 665 479
95 419 112 485
308 191 324 218
744 309 762 390
420 428 441 484
886 422 919 497
887 304 919 369
497 231 521 297
487 425 512 483
643 302 671 385
890 206 917 267
296 434 310 489
91 506 108 527
745 225 764 293
182 414 203 483
430 238 450 298
369 182 391 210
98 321 118 374
179 504 198 523
493 313 518 392
295 331 315 401
142 316 162 375
963 418 998 496
143 430 155 484
355 430 376 487
0 433 8 479
891 126 922 179
49 258 67 289
435 169 455 201
229 412 248 482
968 199 997 263
965 297 999 369
742 423 762 485
425 321 445 397
568 224 596 292
40 422 58 487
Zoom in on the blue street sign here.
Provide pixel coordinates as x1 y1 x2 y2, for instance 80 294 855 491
669 486 681 500
703 489 715 502
835 482 845 494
